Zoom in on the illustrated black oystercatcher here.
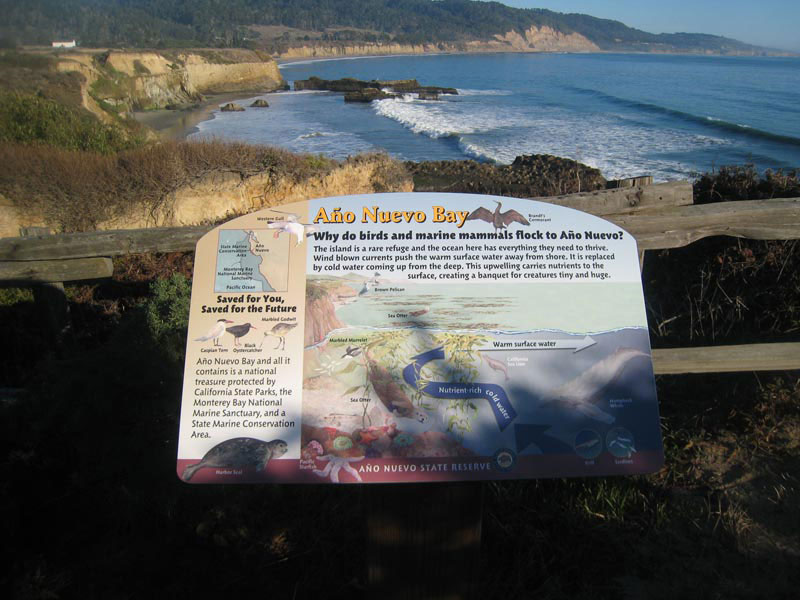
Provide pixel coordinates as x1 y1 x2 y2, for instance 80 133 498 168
195 318 234 346
466 200 529 232
225 322 257 346
260 322 297 350
181 437 288 481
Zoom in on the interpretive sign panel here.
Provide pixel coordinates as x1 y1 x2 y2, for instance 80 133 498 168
177 192 663 484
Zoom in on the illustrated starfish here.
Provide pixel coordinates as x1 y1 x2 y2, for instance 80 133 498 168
312 455 364 483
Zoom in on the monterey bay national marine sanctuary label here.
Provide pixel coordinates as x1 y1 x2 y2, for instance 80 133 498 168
176 192 663 484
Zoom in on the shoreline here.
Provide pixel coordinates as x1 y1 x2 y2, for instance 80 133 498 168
135 52 438 140
135 51 798 143
132 91 270 141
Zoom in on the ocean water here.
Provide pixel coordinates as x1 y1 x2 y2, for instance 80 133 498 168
192 53 800 181
330 281 647 334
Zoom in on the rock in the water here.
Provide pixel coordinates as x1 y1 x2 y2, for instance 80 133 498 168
220 102 245 112
250 99 269 107
417 91 440 101
344 88 396 102
295 76 458 96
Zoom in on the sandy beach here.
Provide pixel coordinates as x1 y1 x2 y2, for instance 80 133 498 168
132 91 271 140
132 54 398 140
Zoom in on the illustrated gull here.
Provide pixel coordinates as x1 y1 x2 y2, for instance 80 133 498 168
267 210 318 246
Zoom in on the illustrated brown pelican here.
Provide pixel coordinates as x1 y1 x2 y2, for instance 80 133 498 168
195 318 234 346
225 322 257 346
466 200 529 232
261 322 297 350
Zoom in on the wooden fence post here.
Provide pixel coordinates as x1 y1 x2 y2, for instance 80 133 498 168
367 482 484 599
19 227 71 347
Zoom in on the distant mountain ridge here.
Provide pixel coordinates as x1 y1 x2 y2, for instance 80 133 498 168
0 0 784 55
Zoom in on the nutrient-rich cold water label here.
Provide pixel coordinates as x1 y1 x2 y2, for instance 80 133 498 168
177 192 663 484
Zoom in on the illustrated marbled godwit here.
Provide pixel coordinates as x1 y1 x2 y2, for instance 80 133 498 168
261 322 297 350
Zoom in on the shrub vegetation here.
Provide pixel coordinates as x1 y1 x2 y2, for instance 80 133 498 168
0 92 136 153
0 139 345 231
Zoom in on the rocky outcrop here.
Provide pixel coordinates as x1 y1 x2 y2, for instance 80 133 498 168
250 99 269 107
344 88 395 102
220 102 245 112
295 77 458 96
407 155 606 197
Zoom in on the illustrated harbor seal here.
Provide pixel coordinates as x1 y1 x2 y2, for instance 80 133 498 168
181 437 288 481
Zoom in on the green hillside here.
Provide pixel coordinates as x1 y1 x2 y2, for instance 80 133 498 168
0 0 771 54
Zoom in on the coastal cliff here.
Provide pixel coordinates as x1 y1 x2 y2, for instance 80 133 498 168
57 49 285 114
278 26 598 59
488 26 600 53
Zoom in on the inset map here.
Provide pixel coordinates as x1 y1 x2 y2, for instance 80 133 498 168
215 230 290 293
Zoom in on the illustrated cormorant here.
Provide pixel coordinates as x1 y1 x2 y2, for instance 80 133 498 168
465 200 529 232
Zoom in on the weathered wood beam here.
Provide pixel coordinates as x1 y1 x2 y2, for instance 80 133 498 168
652 343 800 374
607 176 655 188
611 198 800 250
1 198 799 267
0 257 113 283
0 226 212 262
532 180 692 215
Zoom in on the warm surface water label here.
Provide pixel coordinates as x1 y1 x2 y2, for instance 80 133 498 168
177 192 663 484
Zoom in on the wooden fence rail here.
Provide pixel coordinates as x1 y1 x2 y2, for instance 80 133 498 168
2 198 798 270
2 188 799 375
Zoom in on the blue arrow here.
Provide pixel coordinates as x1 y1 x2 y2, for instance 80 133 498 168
402 347 517 431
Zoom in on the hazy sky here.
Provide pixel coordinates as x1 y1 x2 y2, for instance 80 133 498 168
498 1 800 52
